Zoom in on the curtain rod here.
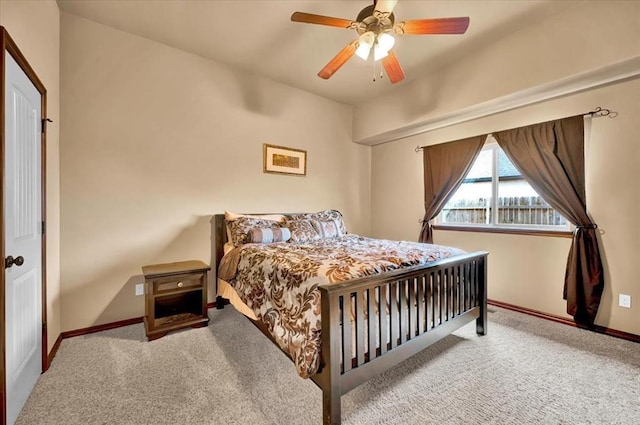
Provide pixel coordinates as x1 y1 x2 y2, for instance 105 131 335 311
414 106 615 152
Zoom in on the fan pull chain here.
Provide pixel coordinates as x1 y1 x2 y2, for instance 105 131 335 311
373 60 384 83
372 59 384 82
373 58 376 82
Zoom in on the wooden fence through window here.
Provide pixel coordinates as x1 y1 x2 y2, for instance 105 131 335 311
442 196 566 226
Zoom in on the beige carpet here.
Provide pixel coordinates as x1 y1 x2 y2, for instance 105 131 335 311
16 306 640 425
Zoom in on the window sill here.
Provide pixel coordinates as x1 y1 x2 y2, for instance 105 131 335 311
432 224 573 238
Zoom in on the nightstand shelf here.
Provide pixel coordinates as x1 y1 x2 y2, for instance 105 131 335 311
142 260 210 341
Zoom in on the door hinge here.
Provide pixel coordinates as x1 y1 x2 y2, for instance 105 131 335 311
41 117 53 134
42 221 46 234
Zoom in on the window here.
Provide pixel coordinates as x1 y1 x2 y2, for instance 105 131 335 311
439 138 569 231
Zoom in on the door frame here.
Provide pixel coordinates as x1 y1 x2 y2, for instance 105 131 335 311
0 27 48 424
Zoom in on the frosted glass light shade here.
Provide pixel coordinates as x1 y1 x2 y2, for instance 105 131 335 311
355 31 374 60
355 43 371 60
373 44 389 61
377 32 395 52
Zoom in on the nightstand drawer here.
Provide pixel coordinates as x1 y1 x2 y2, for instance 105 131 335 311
153 272 204 294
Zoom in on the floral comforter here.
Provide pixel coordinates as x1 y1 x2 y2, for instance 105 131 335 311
219 235 465 378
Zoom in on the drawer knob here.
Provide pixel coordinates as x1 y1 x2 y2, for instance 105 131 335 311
177 281 183 288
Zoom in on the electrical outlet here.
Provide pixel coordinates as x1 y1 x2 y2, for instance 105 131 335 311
135 283 144 296
618 294 631 309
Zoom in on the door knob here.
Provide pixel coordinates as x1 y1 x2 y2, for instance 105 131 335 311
4 255 24 269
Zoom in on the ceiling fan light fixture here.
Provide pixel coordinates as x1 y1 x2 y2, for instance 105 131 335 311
377 32 395 52
355 43 371 60
373 43 389 61
355 31 374 60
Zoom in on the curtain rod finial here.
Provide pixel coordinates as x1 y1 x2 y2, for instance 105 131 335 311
587 106 616 118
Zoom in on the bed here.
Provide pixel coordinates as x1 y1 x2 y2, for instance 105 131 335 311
213 211 488 425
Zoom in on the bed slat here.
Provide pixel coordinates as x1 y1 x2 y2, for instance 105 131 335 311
400 280 408 344
469 261 478 307
456 266 460 313
446 269 451 321
438 270 442 326
379 285 388 355
452 265 458 318
356 291 365 366
429 272 435 331
367 287 377 362
409 278 417 338
342 295 352 373
390 281 398 349
464 262 470 311
417 275 425 335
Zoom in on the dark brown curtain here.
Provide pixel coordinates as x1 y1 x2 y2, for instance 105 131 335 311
493 115 603 325
419 135 486 243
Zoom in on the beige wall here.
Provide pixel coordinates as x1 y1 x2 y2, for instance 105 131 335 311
371 78 640 335
60 14 371 331
354 1 640 141
0 1 61 354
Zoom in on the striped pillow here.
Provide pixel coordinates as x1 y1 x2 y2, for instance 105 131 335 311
228 217 281 246
248 227 291 244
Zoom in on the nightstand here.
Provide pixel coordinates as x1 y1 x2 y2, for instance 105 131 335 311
142 260 210 341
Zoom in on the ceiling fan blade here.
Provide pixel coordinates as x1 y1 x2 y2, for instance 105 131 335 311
291 12 354 28
382 50 405 84
394 17 470 35
318 42 357 80
374 0 398 14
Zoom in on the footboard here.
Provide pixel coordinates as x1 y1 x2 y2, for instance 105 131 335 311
313 252 488 425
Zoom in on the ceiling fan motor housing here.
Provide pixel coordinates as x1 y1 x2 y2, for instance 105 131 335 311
356 5 395 35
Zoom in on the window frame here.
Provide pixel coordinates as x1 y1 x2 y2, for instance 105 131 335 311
435 139 573 236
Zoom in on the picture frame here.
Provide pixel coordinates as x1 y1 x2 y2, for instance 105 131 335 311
263 144 307 176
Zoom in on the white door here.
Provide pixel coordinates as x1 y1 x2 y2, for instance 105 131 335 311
4 51 42 425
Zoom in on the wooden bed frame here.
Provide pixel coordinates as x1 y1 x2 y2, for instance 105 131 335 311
212 214 488 425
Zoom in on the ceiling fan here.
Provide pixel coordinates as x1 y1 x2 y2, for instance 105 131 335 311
291 0 470 84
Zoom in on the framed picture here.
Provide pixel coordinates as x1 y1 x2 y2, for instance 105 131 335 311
263 144 307 176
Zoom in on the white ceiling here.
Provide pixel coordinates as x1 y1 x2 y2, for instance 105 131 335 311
58 0 575 106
